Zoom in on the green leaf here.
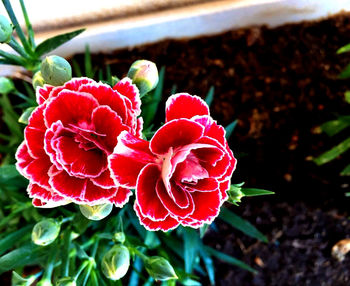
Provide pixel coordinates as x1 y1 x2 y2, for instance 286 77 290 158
19 0 35 48
0 243 49 274
241 188 274 197
0 225 33 256
142 67 165 127
35 28 85 57
345 91 350 104
205 86 214 106
0 165 21 183
337 43 350 54
0 50 26 66
84 45 94 78
225 120 238 139
183 228 199 273
199 224 210 239
198 248 215 285
338 63 350 79
341 163 350 176
219 207 268 243
320 116 350 137
313 137 350 165
18 106 36 124
204 246 257 274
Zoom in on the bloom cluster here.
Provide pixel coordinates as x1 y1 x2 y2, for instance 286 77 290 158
16 73 236 231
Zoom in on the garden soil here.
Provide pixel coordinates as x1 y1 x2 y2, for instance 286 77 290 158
82 13 350 285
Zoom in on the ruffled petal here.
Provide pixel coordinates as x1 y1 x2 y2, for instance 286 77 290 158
36 85 54 105
150 119 204 155
91 105 129 153
134 203 179 232
78 82 128 123
16 142 33 175
108 187 133 207
113 78 141 116
109 131 155 188
44 90 99 127
165 93 209 122
156 179 194 218
184 178 219 192
25 104 46 157
91 169 115 189
83 180 118 203
136 164 169 221
23 156 52 189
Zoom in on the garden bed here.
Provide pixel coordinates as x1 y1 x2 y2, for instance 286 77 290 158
71 13 350 285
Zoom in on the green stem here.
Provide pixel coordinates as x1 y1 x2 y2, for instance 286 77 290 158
132 247 148 262
0 49 26 65
74 260 89 280
41 244 57 282
1 0 33 55
61 229 72 277
8 36 29 58
19 0 35 48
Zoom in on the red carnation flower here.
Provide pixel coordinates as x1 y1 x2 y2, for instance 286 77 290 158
16 77 142 208
108 93 236 231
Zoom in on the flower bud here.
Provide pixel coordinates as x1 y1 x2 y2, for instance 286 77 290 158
127 60 158 96
114 232 125 244
101 245 130 281
55 277 77 286
32 71 45 89
0 15 12 43
227 184 244 206
36 279 53 286
0 77 14 94
41 55 72 86
79 204 113 221
145 256 177 281
32 218 60 246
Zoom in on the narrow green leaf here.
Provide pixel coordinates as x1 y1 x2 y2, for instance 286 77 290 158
198 248 215 285
345 91 350 104
320 116 350 137
225 120 238 139
219 207 268 243
205 86 214 106
241 188 274 197
0 165 21 183
0 244 49 274
338 63 350 79
313 137 350 165
19 0 35 48
183 228 199 273
0 225 33 256
341 163 350 176
35 28 85 57
199 224 210 238
72 59 83 77
337 43 350 54
18 106 36 124
84 45 94 78
0 50 26 66
204 246 257 274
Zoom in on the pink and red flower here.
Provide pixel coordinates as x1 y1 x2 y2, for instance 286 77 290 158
16 77 142 207
108 93 236 231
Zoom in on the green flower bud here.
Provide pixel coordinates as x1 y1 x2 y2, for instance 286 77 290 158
0 77 14 94
36 279 53 286
113 232 125 244
227 183 245 206
127 60 158 96
145 256 178 281
41 55 72 86
101 245 130 281
0 15 12 43
55 277 77 286
32 71 45 89
32 218 60 246
79 204 113 221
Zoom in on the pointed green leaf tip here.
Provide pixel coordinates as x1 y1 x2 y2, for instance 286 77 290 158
41 55 72 86
145 256 178 281
101 245 130 281
128 60 159 96
0 15 12 43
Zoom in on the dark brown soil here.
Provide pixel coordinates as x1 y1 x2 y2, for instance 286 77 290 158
80 13 350 285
